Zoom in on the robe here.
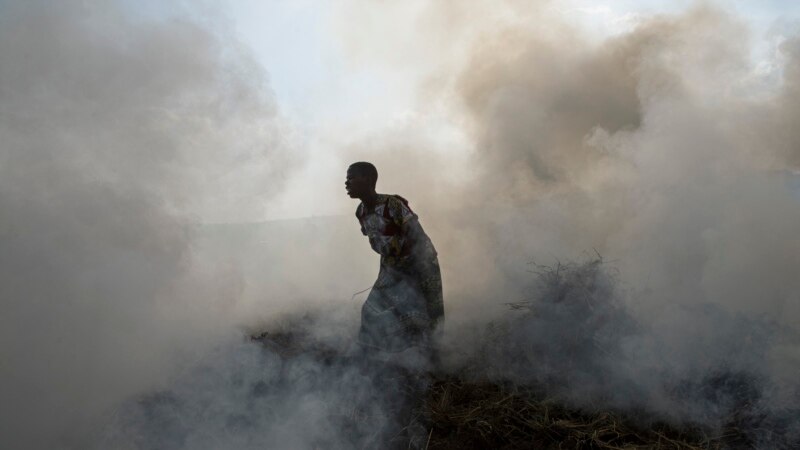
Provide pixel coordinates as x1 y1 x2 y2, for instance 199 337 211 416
356 194 443 352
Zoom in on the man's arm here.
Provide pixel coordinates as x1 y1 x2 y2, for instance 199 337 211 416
355 203 367 235
386 196 421 254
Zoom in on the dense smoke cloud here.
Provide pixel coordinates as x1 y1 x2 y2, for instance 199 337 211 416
445 5 800 317
332 0 800 443
3 0 800 448
0 1 293 447
330 2 800 320
763 34 800 170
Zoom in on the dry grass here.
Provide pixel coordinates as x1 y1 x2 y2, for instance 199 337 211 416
251 319 747 449
252 330 729 449
421 376 724 450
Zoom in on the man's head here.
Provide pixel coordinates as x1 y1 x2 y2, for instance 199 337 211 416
346 162 378 199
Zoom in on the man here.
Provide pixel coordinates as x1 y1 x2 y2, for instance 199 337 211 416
345 162 444 355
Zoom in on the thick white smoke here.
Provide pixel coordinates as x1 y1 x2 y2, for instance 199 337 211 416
0 1 294 447
330 1 800 445
3 0 800 448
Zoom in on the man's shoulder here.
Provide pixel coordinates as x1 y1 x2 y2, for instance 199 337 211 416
355 194 415 219
373 194 405 213
383 194 410 207
383 194 417 224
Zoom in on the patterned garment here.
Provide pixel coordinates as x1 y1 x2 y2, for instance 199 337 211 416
356 194 444 352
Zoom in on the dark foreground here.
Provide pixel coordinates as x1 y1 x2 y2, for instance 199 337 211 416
252 329 731 450
424 376 729 450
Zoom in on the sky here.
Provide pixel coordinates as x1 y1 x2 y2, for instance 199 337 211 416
222 0 800 221
111 0 800 221
227 1 799 122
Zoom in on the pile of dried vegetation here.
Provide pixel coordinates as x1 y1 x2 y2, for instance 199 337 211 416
250 256 793 448
251 330 734 449
422 376 728 449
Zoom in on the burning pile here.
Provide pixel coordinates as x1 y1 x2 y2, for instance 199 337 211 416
102 258 799 449
423 376 720 449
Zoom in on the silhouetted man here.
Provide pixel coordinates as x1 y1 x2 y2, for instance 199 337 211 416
345 162 444 355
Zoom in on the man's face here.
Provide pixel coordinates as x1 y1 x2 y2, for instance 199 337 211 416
345 167 369 199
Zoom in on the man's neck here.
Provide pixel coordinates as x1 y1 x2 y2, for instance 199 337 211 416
361 191 379 210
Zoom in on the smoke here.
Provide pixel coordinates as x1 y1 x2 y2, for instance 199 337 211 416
328 1 800 325
0 1 294 447
4 0 800 448
331 0 800 444
98 317 433 450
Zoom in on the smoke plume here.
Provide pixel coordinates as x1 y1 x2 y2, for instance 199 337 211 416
0 1 293 447
333 1 800 444
3 0 800 448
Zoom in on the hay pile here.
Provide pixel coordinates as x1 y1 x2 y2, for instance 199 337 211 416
250 258 779 448
422 376 726 450
414 258 755 449
251 329 734 449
